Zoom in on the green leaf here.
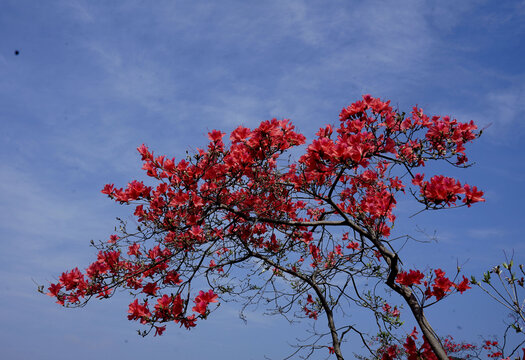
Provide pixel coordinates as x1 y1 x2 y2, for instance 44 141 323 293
483 271 491 283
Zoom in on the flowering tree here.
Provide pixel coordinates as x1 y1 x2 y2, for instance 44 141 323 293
44 95 488 360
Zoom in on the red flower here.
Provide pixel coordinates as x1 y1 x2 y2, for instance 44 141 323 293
411 173 424 186
307 294 314 304
127 243 141 256
142 282 159 296
192 290 218 315
128 299 151 323
154 326 166 336
192 301 207 315
396 270 424 286
455 276 471 294
346 241 359 250
101 184 114 195
430 269 454 300
137 144 152 161
230 126 252 143
155 294 171 310
47 283 63 297
208 130 225 142
463 184 485 207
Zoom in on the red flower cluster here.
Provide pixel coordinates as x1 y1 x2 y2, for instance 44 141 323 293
396 270 425 286
412 174 485 208
396 268 471 301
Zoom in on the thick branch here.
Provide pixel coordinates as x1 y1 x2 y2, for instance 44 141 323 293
218 204 347 227
373 236 449 360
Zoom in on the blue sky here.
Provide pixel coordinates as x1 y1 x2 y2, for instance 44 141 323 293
1 1 524 359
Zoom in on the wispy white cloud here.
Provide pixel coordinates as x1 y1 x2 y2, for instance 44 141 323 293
485 84 525 126
0 163 119 269
60 0 94 23
438 79 525 142
468 227 505 240
0 164 87 237
85 42 179 115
